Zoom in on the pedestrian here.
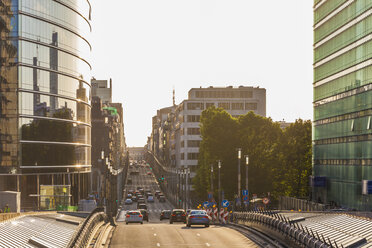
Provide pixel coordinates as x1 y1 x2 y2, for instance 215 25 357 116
4 204 10 213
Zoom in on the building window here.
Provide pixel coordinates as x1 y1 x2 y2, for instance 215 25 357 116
245 103 257 110
187 102 204 110
181 141 184 147
187 128 200 135
218 102 230 110
231 102 244 110
206 103 214 109
187 140 201 147
181 153 184 160
187 115 200 122
188 153 199 160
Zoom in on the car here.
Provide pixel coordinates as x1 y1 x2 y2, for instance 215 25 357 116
157 193 164 199
131 196 137 202
147 172 152 175
125 210 143 225
128 190 134 194
147 196 154 202
137 203 147 210
155 190 161 197
159 196 166 202
137 187 142 190
169 209 186 224
139 209 149 222
186 210 210 227
160 210 171 220
127 193 132 198
146 192 153 197
138 197 145 203
125 198 133 205
139 189 145 195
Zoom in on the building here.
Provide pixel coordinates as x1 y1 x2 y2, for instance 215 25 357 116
313 1 372 210
171 86 266 170
128 147 146 161
91 78 112 104
0 0 93 210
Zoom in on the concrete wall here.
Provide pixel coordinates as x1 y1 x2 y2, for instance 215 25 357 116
0 191 21 213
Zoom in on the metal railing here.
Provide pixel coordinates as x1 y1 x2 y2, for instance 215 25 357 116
279 196 326 211
67 207 110 248
233 211 329 248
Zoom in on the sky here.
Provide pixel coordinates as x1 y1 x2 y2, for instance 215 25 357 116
90 0 314 147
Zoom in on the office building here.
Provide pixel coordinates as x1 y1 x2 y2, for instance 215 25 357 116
0 0 92 209
313 0 372 210
92 78 112 104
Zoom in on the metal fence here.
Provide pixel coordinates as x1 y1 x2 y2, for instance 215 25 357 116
279 196 326 211
233 210 329 248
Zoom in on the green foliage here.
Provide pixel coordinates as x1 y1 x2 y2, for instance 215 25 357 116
194 107 312 201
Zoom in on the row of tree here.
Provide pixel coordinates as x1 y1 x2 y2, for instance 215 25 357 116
193 106 312 202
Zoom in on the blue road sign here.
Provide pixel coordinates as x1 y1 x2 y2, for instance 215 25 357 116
242 190 248 196
203 201 210 208
208 192 213 200
222 199 229 207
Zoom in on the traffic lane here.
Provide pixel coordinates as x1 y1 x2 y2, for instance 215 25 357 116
110 223 258 248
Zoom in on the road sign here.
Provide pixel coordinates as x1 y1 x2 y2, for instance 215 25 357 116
203 201 210 208
242 190 248 196
222 199 229 207
263 197 270 204
208 192 213 200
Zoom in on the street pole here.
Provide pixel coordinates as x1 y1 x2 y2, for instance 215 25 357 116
218 160 221 209
245 155 249 210
210 164 213 199
185 167 188 209
237 148 241 209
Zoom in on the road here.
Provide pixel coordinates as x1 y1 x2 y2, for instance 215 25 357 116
110 162 258 247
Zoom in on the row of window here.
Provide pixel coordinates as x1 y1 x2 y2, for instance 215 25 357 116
314 108 372 126
194 90 253 99
314 159 372 166
180 153 199 160
186 102 258 110
314 133 372 145
180 140 201 147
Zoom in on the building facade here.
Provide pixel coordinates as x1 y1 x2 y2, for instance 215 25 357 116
313 0 372 210
91 78 112 104
0 0 92 209
171 86 266 170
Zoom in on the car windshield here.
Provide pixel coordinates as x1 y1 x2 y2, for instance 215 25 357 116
173 211 184 214
128 211 140 215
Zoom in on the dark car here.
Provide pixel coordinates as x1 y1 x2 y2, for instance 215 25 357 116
159 196 166 202
186 210 210 227
160 210 171 220
169 209 186 224
131 196 137 202
139 209 149 222
157 193 164 199
155 190 161 197
137 203 147 210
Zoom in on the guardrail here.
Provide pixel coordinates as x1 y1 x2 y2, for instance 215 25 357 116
67 207 110 248
233 211 329 248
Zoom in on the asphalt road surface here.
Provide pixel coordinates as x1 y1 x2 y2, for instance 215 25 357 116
111 162 258 247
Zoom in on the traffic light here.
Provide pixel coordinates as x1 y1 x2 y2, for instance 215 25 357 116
161 175 164 181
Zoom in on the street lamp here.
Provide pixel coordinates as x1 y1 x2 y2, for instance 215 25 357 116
210 164 214 200
218 160 221 209
245 155 249 210
237 148 242 208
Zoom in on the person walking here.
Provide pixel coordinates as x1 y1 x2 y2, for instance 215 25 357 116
4 204 10 213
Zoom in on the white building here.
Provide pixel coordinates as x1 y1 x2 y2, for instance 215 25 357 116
171 86 266 171
91 78 112 104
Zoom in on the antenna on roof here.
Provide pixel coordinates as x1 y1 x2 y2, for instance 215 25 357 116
173 86 176 106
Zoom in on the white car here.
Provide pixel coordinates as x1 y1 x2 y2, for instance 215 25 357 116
125 198 133 205
147 196 154 203
126 210 143 224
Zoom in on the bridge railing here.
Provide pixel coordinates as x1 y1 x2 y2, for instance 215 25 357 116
233 211 329 248
67 207 110 248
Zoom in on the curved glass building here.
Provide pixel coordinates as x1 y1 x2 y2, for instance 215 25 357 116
0 0 92 209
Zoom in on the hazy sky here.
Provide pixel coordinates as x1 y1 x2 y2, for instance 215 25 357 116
90 0 313 147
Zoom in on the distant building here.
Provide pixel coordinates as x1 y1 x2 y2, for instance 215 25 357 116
128 147 146 161
171 86 266 170
92 78 113 104
276 120 292 130
313 1 372 210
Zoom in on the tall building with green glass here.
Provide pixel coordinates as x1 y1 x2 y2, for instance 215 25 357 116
313 0 372 210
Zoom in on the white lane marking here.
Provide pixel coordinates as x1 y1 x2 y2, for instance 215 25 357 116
206 243 210 247
157 243 160 247
197 233 200 237
154 233 157 236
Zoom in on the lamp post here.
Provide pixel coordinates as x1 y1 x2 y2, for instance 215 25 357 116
210 164 214 200
218 160 221 209
237 148 242 209
244 155 249 210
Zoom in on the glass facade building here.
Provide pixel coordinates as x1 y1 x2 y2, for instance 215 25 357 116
313 0 372 210
0 0 92 208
